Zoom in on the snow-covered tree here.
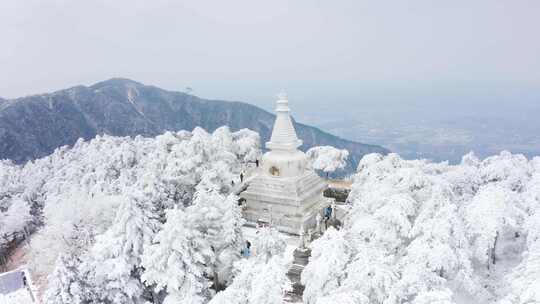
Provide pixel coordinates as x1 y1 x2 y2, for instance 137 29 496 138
141 207 212 304
336 245 397 303
247 256 292 304
500 211 540 304
0 196 32 240
464 184 520 268
231 129 261 163
306 146 349 178
187 188 245 286
45 254 95 304
44 223 97 304
28 192 120 281
252 226 286 262
302 228 352 304
210 226 290 304
85 185 160 304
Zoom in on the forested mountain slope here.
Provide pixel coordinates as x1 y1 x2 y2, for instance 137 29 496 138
0 78 387 173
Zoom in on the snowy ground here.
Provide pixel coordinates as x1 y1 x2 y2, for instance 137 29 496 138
0 288 35 303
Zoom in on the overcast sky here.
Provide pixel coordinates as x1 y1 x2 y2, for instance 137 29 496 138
1 0 539 112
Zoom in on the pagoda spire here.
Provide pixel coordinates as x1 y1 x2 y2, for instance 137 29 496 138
266 93 302 151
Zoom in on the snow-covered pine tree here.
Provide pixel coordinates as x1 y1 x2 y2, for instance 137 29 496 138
500 211 540 304
86 184 160 304
187 188 245 287
464 184 519 269
141 207 212 304
45 254 97 304
398 185 478 299
247 255 292 304
301 227 352 304
208 259 257 304
44 223 97 304
337 245 397 303
209 226 291 304
231 129 261 164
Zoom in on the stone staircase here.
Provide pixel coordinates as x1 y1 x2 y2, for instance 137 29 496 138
284 217 343 303
285 247 311 303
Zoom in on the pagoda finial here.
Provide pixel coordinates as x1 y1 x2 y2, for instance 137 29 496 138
266 94 302 151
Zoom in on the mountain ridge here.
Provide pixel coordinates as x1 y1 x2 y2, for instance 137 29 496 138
0 78 388 173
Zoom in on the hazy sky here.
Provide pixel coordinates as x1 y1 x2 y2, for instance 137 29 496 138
1 0 540 110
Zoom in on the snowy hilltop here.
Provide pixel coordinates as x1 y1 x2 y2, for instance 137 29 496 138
1 126 539 303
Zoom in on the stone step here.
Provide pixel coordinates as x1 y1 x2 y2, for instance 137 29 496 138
285 283 304 303
292 248 311 266
285 248 312 302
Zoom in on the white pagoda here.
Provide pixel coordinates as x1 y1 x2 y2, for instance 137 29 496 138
241 94 327 234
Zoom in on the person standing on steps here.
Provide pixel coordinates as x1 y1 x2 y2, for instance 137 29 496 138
240 172 244 183
324 205 332 229
255 159 259 167
241 240 251 258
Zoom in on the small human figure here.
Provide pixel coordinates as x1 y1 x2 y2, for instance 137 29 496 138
240 172 244 183
241 240 251 258
255 159 259 167
22 273 27 287
324 205 332 229
231 180 235 186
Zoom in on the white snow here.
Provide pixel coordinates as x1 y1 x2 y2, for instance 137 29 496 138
306 146 349 176
301 151 540 303
0 288 34 304
241 226 299 264
3 123 540 304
